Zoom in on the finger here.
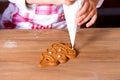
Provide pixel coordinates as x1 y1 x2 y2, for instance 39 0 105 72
86 13 97 27
63 0 75 5
77 7 97 26
76 11 90 25
81 8 96 25
77 0 90 17
77 7 95 25
70 0 75 1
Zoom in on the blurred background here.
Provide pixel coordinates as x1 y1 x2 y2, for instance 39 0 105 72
96 0 120 28
0 0 120 28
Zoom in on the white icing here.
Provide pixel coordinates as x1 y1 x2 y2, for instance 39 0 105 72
63 0 84 48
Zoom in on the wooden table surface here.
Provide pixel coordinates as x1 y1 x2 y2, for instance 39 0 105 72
0 28 120 80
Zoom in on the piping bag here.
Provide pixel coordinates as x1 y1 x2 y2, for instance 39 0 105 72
63 0 84 48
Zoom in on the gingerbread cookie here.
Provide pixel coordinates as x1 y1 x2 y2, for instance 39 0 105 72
39 53 59 67
47 46 68 63
38 43 77 67
52 43 77 59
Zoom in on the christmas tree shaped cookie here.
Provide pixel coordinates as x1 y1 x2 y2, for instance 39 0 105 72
38 43 77 67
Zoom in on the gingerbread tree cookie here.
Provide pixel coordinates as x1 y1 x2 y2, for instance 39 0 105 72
38 43 77 67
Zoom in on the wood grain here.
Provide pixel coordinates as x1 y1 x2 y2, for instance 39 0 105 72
0 28 120 80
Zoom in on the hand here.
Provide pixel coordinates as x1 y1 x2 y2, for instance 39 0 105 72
55 0 76 5
62 0 76 5
76 0 98 27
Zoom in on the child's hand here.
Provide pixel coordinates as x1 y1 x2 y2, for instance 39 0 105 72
62 0 76 5
76 0 98 27
55 0 76 5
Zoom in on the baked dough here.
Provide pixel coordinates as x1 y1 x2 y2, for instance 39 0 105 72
39 43 76 67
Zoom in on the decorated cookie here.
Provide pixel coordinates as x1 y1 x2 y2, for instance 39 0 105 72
47 46 68 63
38 43 77 67
39 53 59 67
52 43 77 59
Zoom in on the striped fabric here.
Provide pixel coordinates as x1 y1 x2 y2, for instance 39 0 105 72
0 0 104 29
35 4 58 15
0 3 66 29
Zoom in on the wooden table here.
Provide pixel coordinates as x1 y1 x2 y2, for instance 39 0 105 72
0 28 120 80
